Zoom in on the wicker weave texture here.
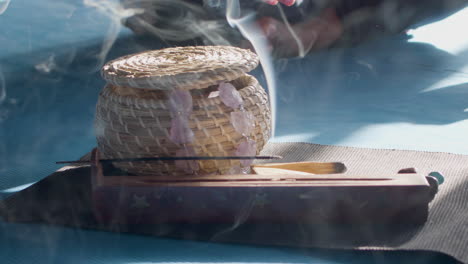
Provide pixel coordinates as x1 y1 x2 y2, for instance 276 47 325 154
101 46 259 91
95 75 271 176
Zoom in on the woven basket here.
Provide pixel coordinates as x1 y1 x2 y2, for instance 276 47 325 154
95 46 271 176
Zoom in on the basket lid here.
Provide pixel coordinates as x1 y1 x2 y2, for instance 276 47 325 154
101 46 259 90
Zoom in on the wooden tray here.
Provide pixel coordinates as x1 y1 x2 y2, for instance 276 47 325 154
90 148 439 226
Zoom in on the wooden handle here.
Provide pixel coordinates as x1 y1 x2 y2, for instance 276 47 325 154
252 161 347 175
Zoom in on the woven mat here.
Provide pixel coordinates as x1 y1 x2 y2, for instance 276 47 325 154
1 142 467 263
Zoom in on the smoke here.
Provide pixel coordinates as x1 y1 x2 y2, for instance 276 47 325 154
34 55 58 74
122 0 235 45
205 0 281 236
226 0 277 136
277 4 311 58
210 191 256 241
0 66 6 171
83 0 144 72
0 0 10 15
0 66 5 105
120 0 279 136
83 0 281 135
0 65 16 123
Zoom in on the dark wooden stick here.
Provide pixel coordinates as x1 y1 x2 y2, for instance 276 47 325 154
56 155 283 164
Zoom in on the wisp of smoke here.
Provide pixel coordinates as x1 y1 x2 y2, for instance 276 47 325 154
277 4 312 58
83 0 144 72
226 0 277 137
0 66 6 170
119 0 278 136
0 66 5 104
123 0 234 45
210 191 256 241
0 0 10 15
207 0 279 238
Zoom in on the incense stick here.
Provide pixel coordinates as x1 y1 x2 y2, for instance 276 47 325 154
56 155 283 164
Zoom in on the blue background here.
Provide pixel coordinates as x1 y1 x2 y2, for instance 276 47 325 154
0 0 467 263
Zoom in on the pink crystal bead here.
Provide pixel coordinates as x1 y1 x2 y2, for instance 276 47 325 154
218 82 243 109
175 147 199 174
235 139 257 167
168 89 193 116
169 116 194 144
231 111 255 136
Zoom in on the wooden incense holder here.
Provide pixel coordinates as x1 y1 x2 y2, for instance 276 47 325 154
90 148 439 226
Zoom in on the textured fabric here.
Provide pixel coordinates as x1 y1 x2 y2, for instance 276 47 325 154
1 142 467 263
259 142 468 262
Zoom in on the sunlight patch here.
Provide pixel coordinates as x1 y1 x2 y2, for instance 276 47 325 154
408 6 468 55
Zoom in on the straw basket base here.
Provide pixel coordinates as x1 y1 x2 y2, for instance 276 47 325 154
95 74 271 176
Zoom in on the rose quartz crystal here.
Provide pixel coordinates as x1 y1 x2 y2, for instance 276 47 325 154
169 116 194 144
168 89 193 116
235 139 257 167
231 111 255 136
218 82 243 109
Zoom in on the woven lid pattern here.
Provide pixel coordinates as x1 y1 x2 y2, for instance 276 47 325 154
101 46 259 90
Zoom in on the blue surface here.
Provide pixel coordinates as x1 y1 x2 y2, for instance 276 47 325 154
0 0 467 263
